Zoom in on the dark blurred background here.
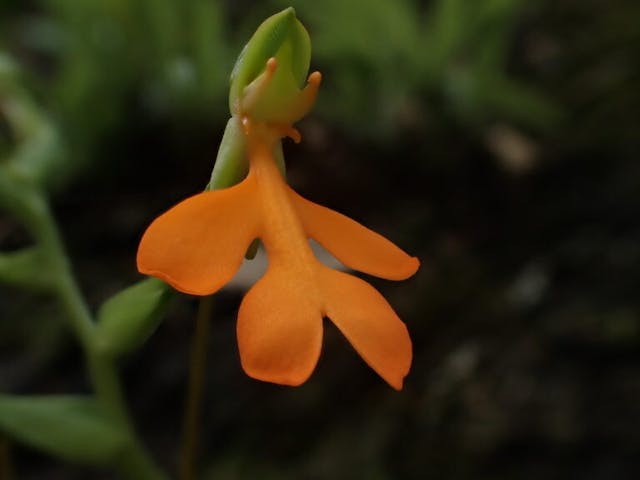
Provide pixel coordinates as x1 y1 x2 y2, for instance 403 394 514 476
1 0 639 478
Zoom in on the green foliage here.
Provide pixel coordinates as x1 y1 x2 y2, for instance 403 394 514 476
27 0 231 187
0 247 53 291
0 45 170 480
0 0 561 192
0 54 67 192
423 0 561 128
0 395 127 465
279 0 421 134
96 278 173 357
277 0 561 135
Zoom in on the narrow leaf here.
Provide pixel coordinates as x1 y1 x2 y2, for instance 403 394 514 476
0 395 127 465
0 247 53 291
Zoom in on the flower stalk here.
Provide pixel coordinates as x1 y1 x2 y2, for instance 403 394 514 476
180 296 213 480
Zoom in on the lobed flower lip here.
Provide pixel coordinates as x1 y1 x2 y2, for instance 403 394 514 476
137 119 419 390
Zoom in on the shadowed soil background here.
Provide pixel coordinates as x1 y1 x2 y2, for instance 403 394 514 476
1 0 639 478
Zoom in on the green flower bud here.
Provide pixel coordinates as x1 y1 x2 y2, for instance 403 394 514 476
228 8 316 124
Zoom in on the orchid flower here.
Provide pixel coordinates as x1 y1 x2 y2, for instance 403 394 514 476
137 9 419 390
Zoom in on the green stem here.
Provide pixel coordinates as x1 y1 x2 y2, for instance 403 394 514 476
180 296 213 480
25 189 166 480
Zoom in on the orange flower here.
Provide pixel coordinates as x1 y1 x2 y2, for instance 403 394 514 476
137 66 419 390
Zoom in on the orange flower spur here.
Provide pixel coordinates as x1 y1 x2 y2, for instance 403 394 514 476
137 60 420 390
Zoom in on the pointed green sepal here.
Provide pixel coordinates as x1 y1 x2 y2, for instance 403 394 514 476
207 117 248 190
0 394 127 465
95 278 172 357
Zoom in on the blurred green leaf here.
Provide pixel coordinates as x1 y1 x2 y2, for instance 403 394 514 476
95 278 172 357
288 0 418 64
480 75 564 128
282 0 420 135
0 53 67 190
187 0 228 104
0 247 53 291
142 0 181 66
0 394 127 465
422 0 467 77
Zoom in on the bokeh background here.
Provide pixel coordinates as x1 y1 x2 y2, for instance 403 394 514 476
1 0 640 478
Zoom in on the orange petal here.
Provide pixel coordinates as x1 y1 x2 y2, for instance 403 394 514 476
318 266 412 390
137 177 259 295
237 264 323 386
290 189 420 280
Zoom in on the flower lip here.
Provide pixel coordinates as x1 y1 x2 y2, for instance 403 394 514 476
136 122 419 389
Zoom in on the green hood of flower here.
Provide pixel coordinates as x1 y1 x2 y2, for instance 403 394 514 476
228 7 312 123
